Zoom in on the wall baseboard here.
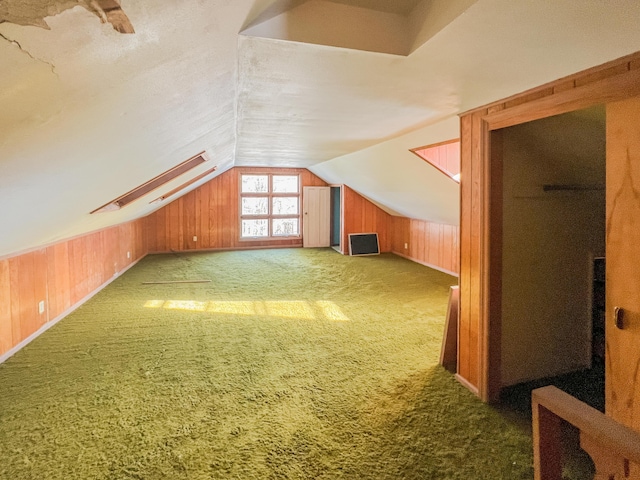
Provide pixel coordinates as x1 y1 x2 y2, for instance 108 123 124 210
392 251 459 278
455 373 479 396
0 255 146 365
147 244 303 255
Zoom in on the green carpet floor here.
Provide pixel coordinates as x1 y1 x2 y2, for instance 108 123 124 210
0 248 533 479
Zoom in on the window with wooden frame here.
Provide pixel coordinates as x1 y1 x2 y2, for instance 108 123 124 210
240 174 300 239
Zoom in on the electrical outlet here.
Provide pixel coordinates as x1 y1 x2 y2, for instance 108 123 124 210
404 243 408 249
193 236 197 242
38 300 45 315
127 251 131 259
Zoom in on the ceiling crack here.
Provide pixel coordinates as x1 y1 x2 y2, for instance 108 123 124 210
0 32 58 77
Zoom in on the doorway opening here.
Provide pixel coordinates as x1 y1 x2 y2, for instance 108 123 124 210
330 186 342 252
495 105 606 413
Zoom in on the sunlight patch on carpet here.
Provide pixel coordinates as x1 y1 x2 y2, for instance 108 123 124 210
144 299 350 321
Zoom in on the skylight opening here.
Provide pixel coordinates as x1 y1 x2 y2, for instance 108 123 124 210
150 166 217 204
91 152 208 213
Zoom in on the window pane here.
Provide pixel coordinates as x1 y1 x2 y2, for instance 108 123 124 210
242 197 268 215
272 218 299 236
241 175 269 193
272 175 299 193
242 219 269 237
272 197 298 215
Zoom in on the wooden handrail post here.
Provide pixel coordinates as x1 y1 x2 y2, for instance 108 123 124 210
532 402 563 480
532 386 640 479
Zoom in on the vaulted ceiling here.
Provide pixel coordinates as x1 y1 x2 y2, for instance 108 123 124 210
1 0 640 257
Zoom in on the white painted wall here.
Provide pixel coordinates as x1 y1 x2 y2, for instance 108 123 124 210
500 110 606 386
309 115 460 224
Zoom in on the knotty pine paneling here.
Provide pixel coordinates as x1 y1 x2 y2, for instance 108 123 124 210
0 219 147 358
341 186 392 254
391 217 459 276
146 167 328 253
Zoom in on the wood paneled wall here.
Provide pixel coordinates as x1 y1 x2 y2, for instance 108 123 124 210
458 50 640 401
391 217 459 276
146 167 327 253
457 109 486 396
0 220 147 358
341 185 392 254
412 140 461 177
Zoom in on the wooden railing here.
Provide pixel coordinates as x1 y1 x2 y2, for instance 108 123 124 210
532 386 640 479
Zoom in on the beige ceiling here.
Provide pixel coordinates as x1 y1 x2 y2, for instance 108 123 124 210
1 0 640 257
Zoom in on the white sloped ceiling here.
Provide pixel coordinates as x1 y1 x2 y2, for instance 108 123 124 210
1 0 640 257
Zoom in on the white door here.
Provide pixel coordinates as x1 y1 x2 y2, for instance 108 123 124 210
303 186 331 248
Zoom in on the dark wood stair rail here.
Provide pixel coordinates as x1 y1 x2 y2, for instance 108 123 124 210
532 386 640 479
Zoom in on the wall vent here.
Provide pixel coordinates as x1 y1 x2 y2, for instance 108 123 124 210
91 152 208 213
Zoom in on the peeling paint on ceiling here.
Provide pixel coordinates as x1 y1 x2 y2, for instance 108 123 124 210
0 0 134 33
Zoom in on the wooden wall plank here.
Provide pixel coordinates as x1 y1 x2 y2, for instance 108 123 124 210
183 190 197 250
468 109 487 389
68 237 86 305
442 225 453 272
418 220 426 262
428 222 440 266
0 259 12 355
51 243 71 317
89 232 103 291
33 249 49 326
211 174 222 249
146 213 157 253
8 256 22 345
199 182 211 247
117 224 129 271
458 112 473 386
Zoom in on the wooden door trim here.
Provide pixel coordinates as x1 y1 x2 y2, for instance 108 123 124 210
485 67 640 131
461 50 640 118
459 49 640 402
483 128 503 403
